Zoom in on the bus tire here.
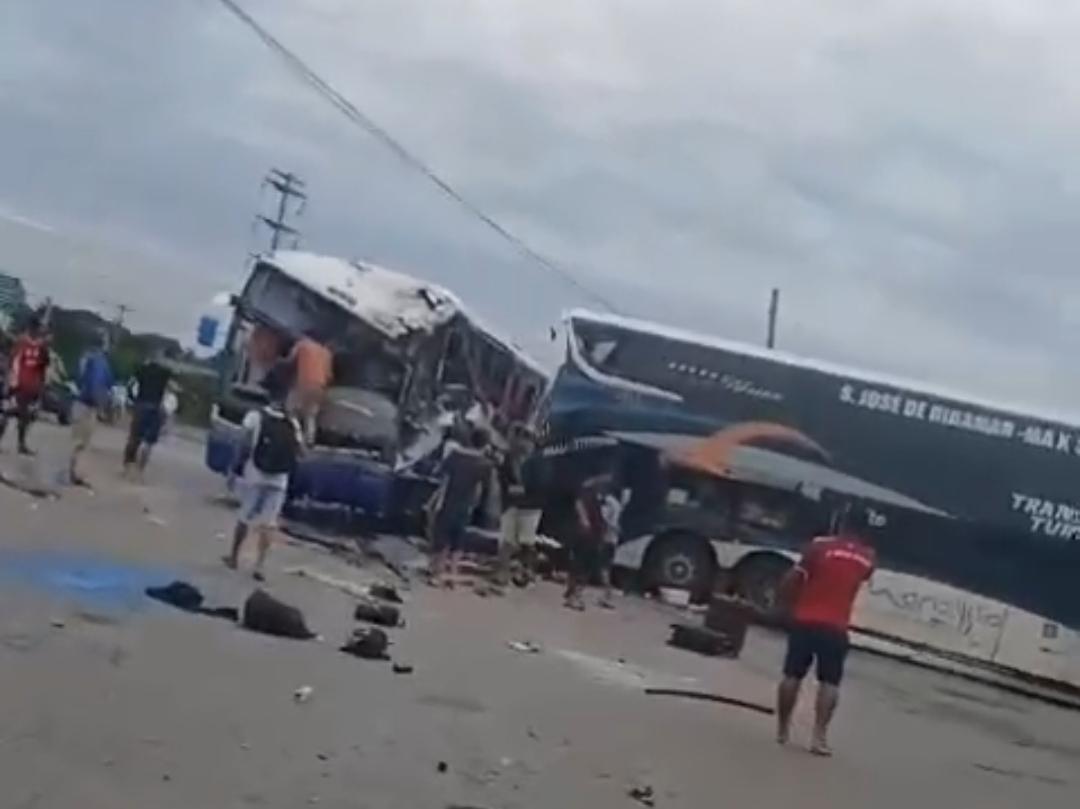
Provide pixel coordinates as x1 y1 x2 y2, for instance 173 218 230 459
642 532 715 602
733 555 792 623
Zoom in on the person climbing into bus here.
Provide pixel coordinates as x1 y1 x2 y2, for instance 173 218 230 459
776 502 877 757
428 427 493 589
0 313 50 456
286 328 332 446
223 368 302 582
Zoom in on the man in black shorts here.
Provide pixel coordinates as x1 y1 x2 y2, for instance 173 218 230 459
777 505 876 756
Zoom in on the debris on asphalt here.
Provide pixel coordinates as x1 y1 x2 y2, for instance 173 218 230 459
507 640 543 654
243 590 315 640
658 587 690 608
146 581 204 612
369 582 404 603
146 581 239 622
667 623 741 658
294 685 314 703
353 600 402 628
285 566 368 599
392 662 414 674
50 618 65 629
368 535 429 581
146 514 168 527
628 784 655 807
340 626 390 660
436 761 449 773
643 687 775 716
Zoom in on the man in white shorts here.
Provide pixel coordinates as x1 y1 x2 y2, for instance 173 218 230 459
223 376 302 581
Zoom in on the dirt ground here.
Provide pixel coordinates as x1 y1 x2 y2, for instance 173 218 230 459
0 421 1077 808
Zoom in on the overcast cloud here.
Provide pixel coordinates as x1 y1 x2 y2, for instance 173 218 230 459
3 0 1080 413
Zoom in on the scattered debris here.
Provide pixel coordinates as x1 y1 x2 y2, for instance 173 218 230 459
507 640 542 654
50 618 65 629
526 727 539 740
284 566 369 599
643 687 775 716
392 662 414 674
436 761 449 774
146 581 204 612
353 601 402 628
146 515 168 527
340 627 390 660
658 587 690 608
243 590 315 640
369 582 404 604
628 784 655 807
294 685 314 703
667 623 741 658
146 581 239 622
316 752 331 762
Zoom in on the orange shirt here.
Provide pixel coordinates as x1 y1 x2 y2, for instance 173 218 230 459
292 337 332 392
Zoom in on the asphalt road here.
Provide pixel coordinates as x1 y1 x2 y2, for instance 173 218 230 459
0 421 1077 808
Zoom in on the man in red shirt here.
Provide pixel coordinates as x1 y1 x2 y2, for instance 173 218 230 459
0 314 50 455
776 503 876 756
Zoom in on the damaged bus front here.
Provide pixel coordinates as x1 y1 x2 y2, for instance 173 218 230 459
205 251 546 526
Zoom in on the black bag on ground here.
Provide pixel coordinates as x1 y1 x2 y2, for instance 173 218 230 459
668 623 741 658
369 583 403 604
252 407 300 475
341 626 390 660
353 601 402 627
146 581 204 612
242 589 314 639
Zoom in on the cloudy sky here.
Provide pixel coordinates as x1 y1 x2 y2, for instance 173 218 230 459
3 0 1080 413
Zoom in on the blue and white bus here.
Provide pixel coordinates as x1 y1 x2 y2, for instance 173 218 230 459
205 251 546 529
540 309 1080 689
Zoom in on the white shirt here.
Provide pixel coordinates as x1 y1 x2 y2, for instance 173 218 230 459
242 408 302 490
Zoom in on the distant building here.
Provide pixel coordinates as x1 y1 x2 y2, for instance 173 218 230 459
0 272 28 330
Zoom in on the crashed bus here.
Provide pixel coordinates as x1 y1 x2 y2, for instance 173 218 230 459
539 309 1080 689
205 251 546 527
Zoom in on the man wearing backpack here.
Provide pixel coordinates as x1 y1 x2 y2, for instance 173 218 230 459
223 375 302 581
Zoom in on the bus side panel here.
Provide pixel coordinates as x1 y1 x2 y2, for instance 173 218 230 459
205 415 395 516
290 456 394 516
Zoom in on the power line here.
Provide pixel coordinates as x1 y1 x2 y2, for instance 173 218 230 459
214 0 617 312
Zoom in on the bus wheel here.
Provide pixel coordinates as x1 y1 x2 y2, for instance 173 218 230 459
734 555 791 623
643 533 714 601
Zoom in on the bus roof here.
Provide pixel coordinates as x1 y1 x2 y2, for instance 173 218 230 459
567 308 1080 430
265 250 546 375
266 251 459 339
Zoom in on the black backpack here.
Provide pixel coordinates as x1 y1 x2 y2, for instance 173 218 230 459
252 407 299 475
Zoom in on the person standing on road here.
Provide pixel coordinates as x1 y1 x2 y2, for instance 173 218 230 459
223 373 302 582
0 314 50 456
69 334 114 486
776 503 877 756
597 485 624 609
428 427 493 589
489 424 544 592
122 353 174 480
563 475 607 611
286 330 332 446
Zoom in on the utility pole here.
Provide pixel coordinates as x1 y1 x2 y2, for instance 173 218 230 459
257 168 306 252
766 287 779 349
